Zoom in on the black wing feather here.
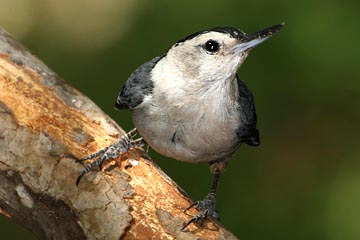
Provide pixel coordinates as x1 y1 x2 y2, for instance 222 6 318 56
236 76 260 146
115 55 165 110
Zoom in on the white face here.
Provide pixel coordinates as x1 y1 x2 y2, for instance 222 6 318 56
166 31 249 82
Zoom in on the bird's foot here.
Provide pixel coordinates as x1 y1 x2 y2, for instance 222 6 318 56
182 192 219 231
76 128 143 185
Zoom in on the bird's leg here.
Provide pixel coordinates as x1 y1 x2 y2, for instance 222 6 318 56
182 168 221 231
76 128 144 186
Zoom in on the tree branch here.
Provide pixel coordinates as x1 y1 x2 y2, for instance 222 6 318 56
0 28 238 240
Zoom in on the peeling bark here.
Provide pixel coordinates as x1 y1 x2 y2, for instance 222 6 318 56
0 28 238 240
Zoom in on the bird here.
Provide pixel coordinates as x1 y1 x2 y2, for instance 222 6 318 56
76 23 284 230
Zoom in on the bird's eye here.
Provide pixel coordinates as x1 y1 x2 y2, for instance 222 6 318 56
204 40 219 53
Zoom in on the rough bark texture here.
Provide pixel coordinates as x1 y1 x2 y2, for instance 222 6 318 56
0 28 238 240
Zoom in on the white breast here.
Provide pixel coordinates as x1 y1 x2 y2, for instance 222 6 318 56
131 56 241 163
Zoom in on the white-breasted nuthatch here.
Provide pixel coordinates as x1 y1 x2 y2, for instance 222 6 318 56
77 23 284 230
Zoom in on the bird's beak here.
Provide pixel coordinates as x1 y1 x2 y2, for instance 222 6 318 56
234 23 284 53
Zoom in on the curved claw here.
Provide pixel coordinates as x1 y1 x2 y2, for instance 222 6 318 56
182 192 218 231
75 157 88 163
75 128 141 186
76 170 86 186
181 217 198 231
182 208 211 231
183 201 199 213
76 147 109 163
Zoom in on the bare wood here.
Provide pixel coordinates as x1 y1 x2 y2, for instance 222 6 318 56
0 28 238 240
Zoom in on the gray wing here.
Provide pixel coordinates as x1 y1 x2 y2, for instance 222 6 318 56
115 55 165 110
236 76 260 146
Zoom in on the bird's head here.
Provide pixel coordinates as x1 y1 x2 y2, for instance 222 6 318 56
165 23 284 83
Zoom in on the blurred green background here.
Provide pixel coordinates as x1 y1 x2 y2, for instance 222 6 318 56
1 0 359 239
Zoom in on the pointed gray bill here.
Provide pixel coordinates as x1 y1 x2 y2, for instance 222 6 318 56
234 22 284 53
